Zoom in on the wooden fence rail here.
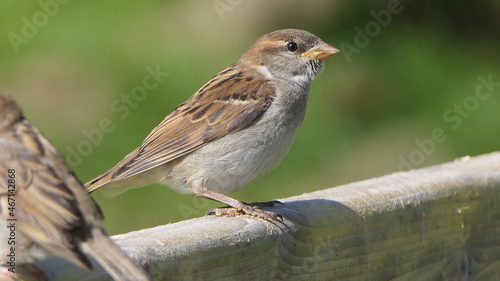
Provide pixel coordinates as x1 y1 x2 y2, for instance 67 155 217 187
37 152 500 280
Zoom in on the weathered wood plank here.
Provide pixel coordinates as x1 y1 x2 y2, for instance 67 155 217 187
37 152 500 280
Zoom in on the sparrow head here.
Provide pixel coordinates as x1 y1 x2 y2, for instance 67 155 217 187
241 29 339 85
0 93 23 130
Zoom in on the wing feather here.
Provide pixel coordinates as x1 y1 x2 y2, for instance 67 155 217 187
102 65 276 183
0 122 96 269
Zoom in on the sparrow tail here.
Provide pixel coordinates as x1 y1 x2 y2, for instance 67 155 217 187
82 230 150 281
85 171 112 193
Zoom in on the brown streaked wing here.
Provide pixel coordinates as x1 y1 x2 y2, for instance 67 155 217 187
0 123 93 268
110 66 276 181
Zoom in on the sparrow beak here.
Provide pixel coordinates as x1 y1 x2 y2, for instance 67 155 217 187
301 41 340 60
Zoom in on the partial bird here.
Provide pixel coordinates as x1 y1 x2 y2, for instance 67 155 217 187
86 29 339 219
0 93 150 281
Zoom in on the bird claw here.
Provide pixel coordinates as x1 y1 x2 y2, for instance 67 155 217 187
206 201 283 221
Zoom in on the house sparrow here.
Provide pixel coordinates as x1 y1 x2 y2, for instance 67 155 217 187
86 29 339 219
0 93 150 281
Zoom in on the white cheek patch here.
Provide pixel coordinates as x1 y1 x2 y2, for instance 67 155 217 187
255 65 275 80
293 60 322 84
255 58 321 86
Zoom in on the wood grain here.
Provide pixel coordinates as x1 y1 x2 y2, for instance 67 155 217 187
37 152 500 280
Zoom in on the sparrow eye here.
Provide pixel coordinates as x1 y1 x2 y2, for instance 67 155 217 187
286 42 298 52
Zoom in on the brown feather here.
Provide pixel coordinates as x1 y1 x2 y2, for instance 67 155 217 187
0 93 150 280
86 63 276 188
0 120 95 269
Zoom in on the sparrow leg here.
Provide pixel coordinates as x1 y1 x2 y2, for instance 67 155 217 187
197 189 282 220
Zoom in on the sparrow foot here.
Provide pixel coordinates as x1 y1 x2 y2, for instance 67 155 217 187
206 201 283 221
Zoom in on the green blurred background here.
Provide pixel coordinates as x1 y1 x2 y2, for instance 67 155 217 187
1 0 499 234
